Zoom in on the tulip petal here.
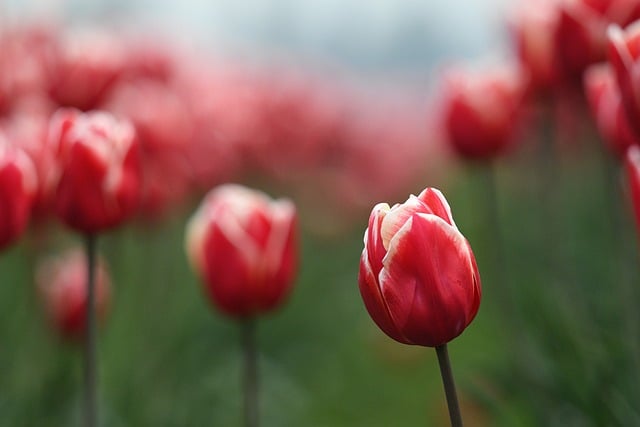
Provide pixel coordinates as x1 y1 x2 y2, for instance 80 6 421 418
417 187 456 227
380 196 427 250
358 249 410 344
365 203 390 277
201 221 254 317
259 200 297 310
380 213 480 346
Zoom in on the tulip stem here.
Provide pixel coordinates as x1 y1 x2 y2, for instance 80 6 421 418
242 318 258 427
83 234 97 427
436 344 463 427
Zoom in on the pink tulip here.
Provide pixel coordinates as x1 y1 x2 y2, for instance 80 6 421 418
37 248 111 340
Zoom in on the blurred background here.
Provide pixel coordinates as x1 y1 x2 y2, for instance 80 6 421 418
1 0 640 426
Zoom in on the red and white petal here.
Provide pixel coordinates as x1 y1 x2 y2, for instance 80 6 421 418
417 187 456 227
380 213 479 346
358 249 410 344
380 195 427 250
365 202 390 277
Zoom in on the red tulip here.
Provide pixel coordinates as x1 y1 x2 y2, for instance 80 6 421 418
186 184 298 318
554 0 640 82
0 133 37 249
442 66 527 160
37 248 111 340
358 188 481 347
608 22 640 137
584 63 639 157
510 0 561 91
48 109 142 233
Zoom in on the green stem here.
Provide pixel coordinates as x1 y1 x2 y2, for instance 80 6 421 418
436 344 463 427
84 234 97 427
242 318 258 427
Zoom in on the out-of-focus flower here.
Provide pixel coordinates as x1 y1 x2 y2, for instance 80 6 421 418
585 63 638 157
608 22 640 137
554 0 640 82
49 29 126 111
358 188 481 347
102 79 195 218
185 184 298 318
442 65 527 160
0 26 56 116
510 0 561 91
37 248 111 340
0 133 37 249
626 145 640 233
2 114 54 218
48 109 141 233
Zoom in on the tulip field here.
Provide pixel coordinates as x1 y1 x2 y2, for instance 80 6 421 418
3 1 640 426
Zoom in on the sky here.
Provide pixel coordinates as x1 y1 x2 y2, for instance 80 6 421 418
3 0 512 71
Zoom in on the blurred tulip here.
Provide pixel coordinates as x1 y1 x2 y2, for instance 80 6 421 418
608 22 640 137
554 0 640 82
186 184 298 318
0 25 57 116
358 188 481 347
0 133 37 249
585 63 639 157
102 79 195 218
442 66 527 160
626 145 640 233
2 114 55 218
510 0 561 91
49 29 126 110
48 109 142 233
37 248 111 340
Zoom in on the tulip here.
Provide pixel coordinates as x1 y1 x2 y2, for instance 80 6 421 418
358 187 481 346
48 108 140 427
48 109 142 233
509 0 561 91
358 187 480 427
442 65 527 161
186 184 298 427
608 22 640 138
554 0 640 83
37 248 111 340
49 29 126 110
185 184 298 318
0 132 37 249
585 63 639 157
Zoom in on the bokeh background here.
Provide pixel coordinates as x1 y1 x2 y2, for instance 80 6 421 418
1 0 639 426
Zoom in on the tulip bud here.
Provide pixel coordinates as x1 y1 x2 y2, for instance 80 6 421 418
48 109 142 233
185 184 298 318
442 66 527 160
358 188 481 347
584 63 639 157
0 132 37 249
37 248 111 340
608 22 640 137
